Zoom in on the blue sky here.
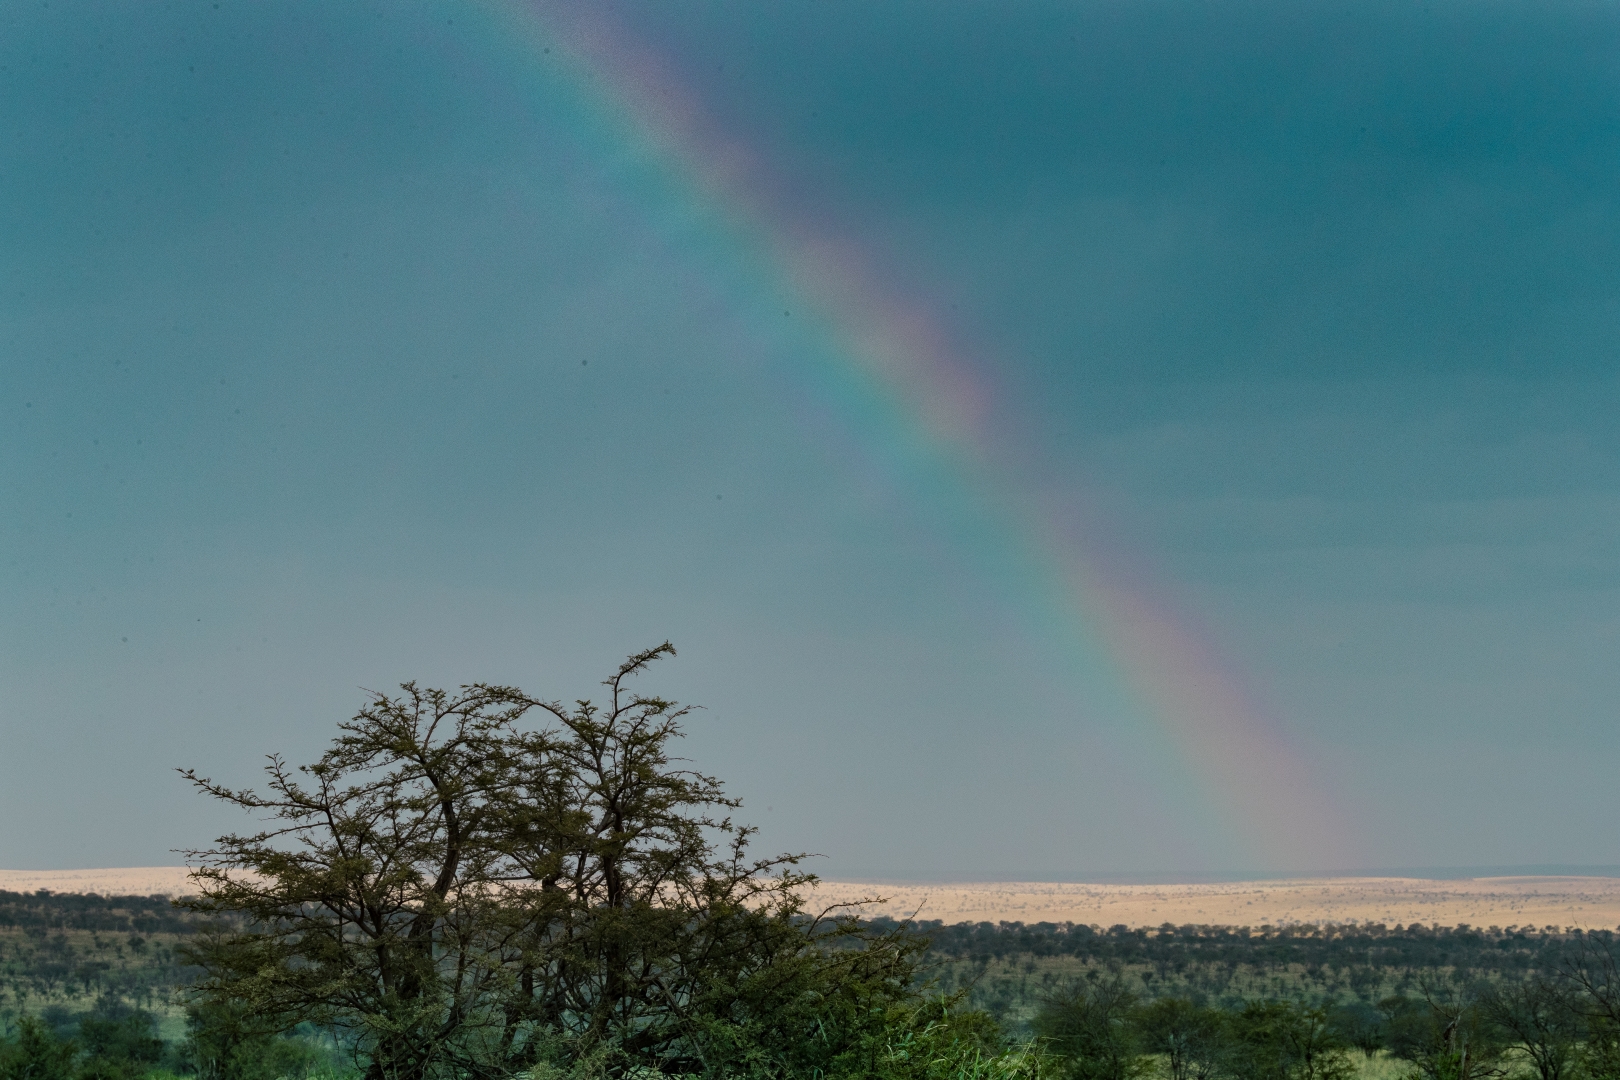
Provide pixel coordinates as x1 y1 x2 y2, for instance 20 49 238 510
3 0 1618 878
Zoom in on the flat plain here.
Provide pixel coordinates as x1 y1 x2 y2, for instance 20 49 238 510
7 868 1620 928
802 876 1620 928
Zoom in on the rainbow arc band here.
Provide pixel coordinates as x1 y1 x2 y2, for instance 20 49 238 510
472 0 1359 869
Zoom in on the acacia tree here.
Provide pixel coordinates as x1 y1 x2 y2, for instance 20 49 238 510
485 645 822 1070
179 680 543 1080
179 645 910 1080
1032 976 1143 1080
1134 998 1225 1080
1399 978 1506 1080
1560 935 1620 1080
1479 976 1583 1080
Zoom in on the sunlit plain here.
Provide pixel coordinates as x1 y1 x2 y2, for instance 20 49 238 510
10 868 1620 929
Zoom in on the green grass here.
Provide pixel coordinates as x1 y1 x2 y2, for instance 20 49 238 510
1350 1052 1413 1080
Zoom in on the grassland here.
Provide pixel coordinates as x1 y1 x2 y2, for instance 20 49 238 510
0 928 193 1037
0 889 199 1038
804 876 1620 929
10 869 1620 930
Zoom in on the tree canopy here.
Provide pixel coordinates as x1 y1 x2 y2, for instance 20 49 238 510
177 645 1026 1080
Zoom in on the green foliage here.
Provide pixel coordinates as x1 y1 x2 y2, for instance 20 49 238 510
1565 937 1620 1080
1225 1001 1354 1080
1135 998 1225 1080
0 896 192 937
181 998 336 1080
1580 1017 1620 1080
1032 976 1142 1080
1478 977 1583 1080
0 926 193 1022
672 900 1047 1078
1030 992 1367 1080
917 922 1601 1023
0 1015 78 1080
834 1001 1047 1080
0 1006 177 1080
1327 1003 1386 1059
1373 997 1433 1063
75 1006 164 1080
1377 983 1505 1080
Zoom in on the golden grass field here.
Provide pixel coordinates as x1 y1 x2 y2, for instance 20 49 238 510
801 876 1620 928
8 867 1620 929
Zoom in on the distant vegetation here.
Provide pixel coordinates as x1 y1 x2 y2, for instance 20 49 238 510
911 921 1595 1023
7 891 1620 1080
0 894 340 1080
0 893 193 936
5 646 1620 1080
0 893 197 1018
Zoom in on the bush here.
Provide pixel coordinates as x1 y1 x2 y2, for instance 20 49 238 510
78 1009 165 1080
183 999 337 1080
1032 977 1141 1080
1225 1002 1354 1080
0 1016 77 1080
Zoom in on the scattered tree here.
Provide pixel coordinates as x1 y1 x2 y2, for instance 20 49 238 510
1134 998 1224 1080
1479 975 1582 1080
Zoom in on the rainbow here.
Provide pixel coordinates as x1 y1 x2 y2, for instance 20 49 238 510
472 0 1361 871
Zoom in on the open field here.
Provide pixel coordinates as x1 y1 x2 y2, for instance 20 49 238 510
805 876 1620 928
9 868 1620 928
0 868 197 897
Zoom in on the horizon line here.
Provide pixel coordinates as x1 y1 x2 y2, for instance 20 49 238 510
6 864 1620 885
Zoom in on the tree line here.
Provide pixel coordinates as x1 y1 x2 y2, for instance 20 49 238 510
905 921 1607 1020
1021 936 1620 1080
0 895 193 936
917 921 1594 977
10 949 1620 1080
0 996 340 1080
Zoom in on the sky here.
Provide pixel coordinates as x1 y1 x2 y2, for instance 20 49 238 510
3 0 1619 880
